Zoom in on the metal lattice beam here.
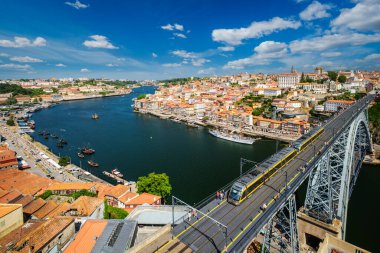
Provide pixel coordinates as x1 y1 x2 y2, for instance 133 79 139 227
262 194 299 253
304 110 371 238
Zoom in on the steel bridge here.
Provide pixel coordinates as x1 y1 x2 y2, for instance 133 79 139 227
156 94 374 253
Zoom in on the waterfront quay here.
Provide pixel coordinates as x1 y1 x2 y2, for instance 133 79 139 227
136 108 300 142
0 122 112 186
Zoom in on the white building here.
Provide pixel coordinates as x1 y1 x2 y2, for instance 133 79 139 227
278 73 301 89
324 100 354 112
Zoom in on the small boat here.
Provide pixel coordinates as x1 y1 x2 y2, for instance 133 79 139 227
51 134 59 139
59 139 68 144
38 131 44 135
43 134 49 140
77 152 85 158
88 160 99 167
81 147 95 155
57 142 64 148
92 113 99 120
112 168 124 178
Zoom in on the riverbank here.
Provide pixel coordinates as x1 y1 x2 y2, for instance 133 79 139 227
61 89 132 102
135 108 299 142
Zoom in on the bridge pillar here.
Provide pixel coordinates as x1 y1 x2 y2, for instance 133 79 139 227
296 208 342 252
262 194 299 253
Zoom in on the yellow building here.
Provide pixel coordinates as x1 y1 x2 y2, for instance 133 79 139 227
0 204 23 238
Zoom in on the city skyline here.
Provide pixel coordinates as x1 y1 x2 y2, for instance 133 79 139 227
0 0 379 80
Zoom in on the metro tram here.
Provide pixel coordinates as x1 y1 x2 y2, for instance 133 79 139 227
227 126 325 206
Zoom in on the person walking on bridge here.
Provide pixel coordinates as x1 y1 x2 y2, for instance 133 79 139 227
216 191 220 200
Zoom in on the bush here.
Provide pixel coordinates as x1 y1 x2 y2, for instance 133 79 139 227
37 190 53 200
70 189 97 200
103 200 128 219
58 156 70 166
6 117 15 126
137 94 146 100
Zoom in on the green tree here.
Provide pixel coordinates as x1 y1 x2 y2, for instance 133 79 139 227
5 97 17 105
58 156 70 166
37 190 53 200
103 200 128 219
137 172 172 202
137 94 146 100
300 72 305 82
70 189 97 199
6 116 15 126
327 71 338 81
252 107 264 116
337 75 347 83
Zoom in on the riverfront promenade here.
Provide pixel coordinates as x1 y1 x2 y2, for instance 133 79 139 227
136 109 300 142
0 122 110 185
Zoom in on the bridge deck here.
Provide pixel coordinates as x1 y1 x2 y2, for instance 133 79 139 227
156 95 374 253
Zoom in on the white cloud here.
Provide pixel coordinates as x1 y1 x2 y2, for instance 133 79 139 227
198 67 216 75
10 56 43 63
83 35 118 49
331 0 380 32
212 17 301 45
253 41 288 54
218 46 235 52
300 1 333 21
161 23 184 31
170 50 210 66
162 63 182 67
56 63 66 67
65 0 89 9
106 63 118 67
152 53 158 58
359 53 380 62
173 33 187 39
0 53 8 57
0 36 46 48
80 68 89 72
0 64 31 70
321 52 342 57
289 33 380 53
224 41 288 70
171 50 197 59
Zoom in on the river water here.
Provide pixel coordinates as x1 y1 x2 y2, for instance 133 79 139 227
30 86 379 252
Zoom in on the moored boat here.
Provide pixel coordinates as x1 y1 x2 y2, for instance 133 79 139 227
112 168 123 178
81 147 95 155
88 160 99 167
77 152 85 158
92 113 99 120
208 128 256 145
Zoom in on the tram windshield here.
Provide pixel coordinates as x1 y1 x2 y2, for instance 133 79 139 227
229 187 242 201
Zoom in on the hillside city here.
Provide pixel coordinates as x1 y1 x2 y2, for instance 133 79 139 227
0 66 379 253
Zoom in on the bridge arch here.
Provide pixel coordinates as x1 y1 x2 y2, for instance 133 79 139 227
304 110 372 239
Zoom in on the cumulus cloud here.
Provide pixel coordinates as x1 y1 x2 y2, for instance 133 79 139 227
80 68 89 72
65 0 89 9
0 64 31 70
152 53 158 58
170 50 210 67
10 56 43 63
106 63 118 67
289 33 380 53
83 35 118 49
212 17 301 45
173 33 187 39
56 63 66 67
198 67 216 75
299 1 333 21
331 0 380 32
161 23 184 31
218 46 235 52
162 63 182 67
321 52 342 57
359 53 380 62
0 53 9 57
0 36 46 48
224 41 288 69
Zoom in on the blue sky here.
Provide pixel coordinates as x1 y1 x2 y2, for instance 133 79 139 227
0 0 379 80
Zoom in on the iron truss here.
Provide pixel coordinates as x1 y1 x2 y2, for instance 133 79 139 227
304 110 371 238
262 194 299 253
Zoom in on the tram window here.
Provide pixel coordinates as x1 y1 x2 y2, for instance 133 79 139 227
229 188 242 201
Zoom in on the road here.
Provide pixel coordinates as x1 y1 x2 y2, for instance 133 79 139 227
157 95 374 253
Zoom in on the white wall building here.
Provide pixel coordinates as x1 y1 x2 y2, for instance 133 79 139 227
278 73 301 89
